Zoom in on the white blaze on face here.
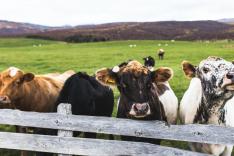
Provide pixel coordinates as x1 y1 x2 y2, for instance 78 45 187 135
8 67 20 77
112 66 120 73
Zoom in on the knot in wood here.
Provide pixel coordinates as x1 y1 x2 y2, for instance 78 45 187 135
135 130 143 136
193 131 203 136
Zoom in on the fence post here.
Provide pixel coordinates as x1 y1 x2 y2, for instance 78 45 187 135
57 103 73 156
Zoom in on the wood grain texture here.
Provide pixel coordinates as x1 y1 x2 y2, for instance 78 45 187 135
0 108 233 145
57 103 72 156
0 132 210 156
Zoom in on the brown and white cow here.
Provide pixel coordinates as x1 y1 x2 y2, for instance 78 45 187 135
180 56 234 156
96 60 177 144
158 49 165 60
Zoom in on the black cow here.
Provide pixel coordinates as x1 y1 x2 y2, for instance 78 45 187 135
36 72 114 156
143 56 155 71
96 60 172 144
55 72 114 136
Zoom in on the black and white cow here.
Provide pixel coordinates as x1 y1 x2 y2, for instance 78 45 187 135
143 56 155 71
55 72 114 137
180 56 234 156
96 60 178 144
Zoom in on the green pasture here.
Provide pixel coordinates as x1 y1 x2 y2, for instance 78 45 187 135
0 38 233 155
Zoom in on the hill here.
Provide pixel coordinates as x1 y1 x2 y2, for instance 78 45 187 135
0 20 51 36
1 20 234 40
33 21 234 41
0 20 70 36
218 18 234 25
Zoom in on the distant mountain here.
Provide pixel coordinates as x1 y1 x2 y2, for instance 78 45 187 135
1 20 234 41
0 20 70 36
0 20 51 36
34 20 234 41
218 18 234 24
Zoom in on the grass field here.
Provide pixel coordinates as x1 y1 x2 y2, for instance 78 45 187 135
0 38 233 155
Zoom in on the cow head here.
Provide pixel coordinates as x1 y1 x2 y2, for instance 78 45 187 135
0 67 34 104
182 56 234 97
96 60 172 119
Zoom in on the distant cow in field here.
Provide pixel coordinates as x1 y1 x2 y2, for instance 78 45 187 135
180 56 234 156
96 60 178 144
158 49 165 60
143 56 155 71
54 72 114 138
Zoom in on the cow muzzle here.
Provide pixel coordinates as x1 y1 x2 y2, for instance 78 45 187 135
222 71 234 90
0 95 11 104
129 103 151 118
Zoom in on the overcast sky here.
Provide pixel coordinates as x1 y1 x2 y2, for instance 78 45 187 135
0 0 234 26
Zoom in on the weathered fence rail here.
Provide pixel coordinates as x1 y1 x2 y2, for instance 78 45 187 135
0 103 232 155
0 132 209 156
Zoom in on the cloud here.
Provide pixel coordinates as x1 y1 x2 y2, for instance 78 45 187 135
0 0 233 26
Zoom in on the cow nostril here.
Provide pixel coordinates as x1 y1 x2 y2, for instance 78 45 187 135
226 73 234 79
0 96 6 101
141 104 147 111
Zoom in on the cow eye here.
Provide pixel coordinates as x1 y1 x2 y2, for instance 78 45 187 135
203 67 210 73
15 80 21 85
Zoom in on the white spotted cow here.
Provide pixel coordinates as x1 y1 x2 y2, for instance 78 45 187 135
180 56 234 156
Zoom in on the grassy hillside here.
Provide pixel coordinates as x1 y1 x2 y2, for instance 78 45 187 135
0 38 233 155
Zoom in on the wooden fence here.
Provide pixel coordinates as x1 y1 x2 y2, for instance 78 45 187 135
0 103 233 155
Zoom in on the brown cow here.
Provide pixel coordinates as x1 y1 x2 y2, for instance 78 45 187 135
158 48 165 60
0 67 74 156
0 67 72 112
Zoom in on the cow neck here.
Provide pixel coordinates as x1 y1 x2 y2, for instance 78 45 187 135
194 91 234 125
13 79 39 111
149 84 167 121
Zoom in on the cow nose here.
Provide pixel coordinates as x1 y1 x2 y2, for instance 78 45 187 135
134 103 148 112
0 96 10 103
226 72 234 79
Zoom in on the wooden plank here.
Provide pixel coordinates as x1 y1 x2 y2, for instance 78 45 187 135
0 108 233 145
57 103 72 156
0 132 210 156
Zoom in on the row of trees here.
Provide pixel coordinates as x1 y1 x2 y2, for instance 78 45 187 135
27 34 109 43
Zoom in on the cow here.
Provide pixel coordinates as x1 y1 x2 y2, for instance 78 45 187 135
45 70 75 83
180 56 234 156
54 72 114 138
0 67 69 112
143 56 155 71
96 60 178 144
0 67 74 156
158 49 165 60
35 72 114 156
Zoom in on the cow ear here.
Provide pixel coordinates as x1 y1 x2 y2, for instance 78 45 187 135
152 67 173 82
232 60 234 65
95 68 117 86
22 73 35 82
182 61 196 78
